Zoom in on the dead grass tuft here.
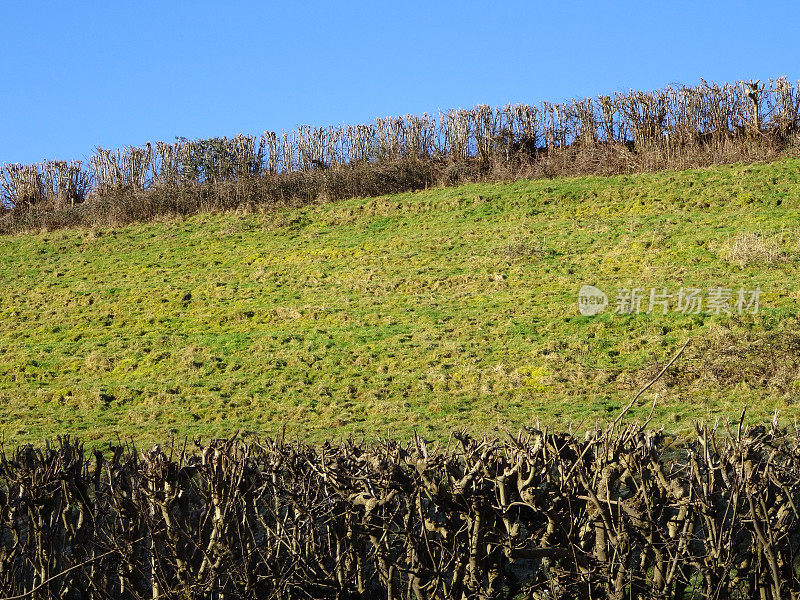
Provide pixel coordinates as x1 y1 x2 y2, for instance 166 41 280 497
723 232 791 265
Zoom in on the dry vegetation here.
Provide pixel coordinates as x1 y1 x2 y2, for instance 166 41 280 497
3 422 800 599
2 78 800 233
722 231 793 265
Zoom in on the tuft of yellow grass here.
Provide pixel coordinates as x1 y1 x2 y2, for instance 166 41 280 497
723 232 790 266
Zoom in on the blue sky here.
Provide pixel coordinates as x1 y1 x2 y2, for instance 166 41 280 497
1 0 798 165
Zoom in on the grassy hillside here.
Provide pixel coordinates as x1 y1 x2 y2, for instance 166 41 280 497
1 159 800 446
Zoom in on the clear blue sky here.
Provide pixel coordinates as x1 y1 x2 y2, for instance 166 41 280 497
1 0 798 165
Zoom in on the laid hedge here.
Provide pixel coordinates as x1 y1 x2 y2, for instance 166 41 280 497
0 421 798 599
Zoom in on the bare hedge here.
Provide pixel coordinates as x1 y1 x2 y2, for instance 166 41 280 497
1 420 799 598
2 77 800 232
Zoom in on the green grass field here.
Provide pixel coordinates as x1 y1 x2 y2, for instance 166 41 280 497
2 158 800 446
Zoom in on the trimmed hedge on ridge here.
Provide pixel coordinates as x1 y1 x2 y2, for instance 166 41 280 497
2 78 800 232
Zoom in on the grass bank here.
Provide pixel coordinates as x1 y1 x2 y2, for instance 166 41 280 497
1 159 799 445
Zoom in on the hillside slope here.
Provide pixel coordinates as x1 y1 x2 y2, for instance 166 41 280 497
1 159 800 445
